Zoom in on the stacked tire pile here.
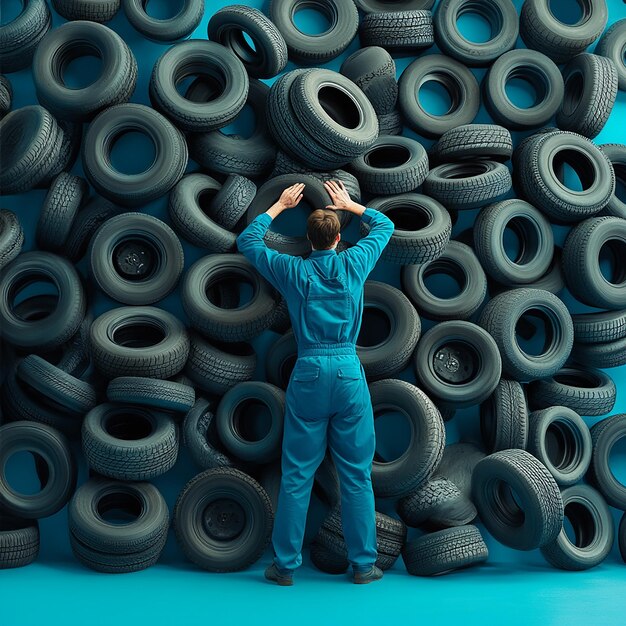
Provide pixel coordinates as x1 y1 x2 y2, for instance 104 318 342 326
1 0 626 577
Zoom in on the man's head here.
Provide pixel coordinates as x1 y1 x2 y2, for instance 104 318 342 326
307 209 341 250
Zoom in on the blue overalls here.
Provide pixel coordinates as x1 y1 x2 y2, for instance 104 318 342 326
236 207 394 573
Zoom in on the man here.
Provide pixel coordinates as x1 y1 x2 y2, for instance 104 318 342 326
236 180 394 586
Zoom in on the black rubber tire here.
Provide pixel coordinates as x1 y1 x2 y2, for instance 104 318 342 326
0 105 62 194
378 109 403 136
182 254 275 343
399 54 479 137
32 21 137 122
359 10 434 52
474 199 554 286
0 74 12 118
0 210 23 271
183 397 238 471
434 443 486 500
210 175 257 231
0 251 85 352
265 330 298 390
596 19 626 91
83 103 188 207
434 0 518 66
397 478 477 530
185 333 256 397
215 382 285 464
478 288 573 381
483 49 564 130
429 124 513 164
599 143 626 219
40 119 83 188
174 467 273 572
356 281 421 381
402 525 488 576
369 379 445 498
310 539 349 574
424 161 512 210
355 0 435 11
188 78 276 178
207 5 287 79
90 306 189 379
587 413 626 510
0 517 39 569
168 174 237 252
106 377 195 413
362 194 451 265
480 379 528 454
414 321 502 407
340 46 397 116
122 0 204 42
572 309 626 345
540 484 614 571
52 0 120 22
528 367 616 416
350 136 428 196
572 336 626 369
472 448 564 550
0 421 76 519
557 53 618 139
520 0 608 64
149 40 248 133
402 241 486 321
563 217 626 309
269 0 358 64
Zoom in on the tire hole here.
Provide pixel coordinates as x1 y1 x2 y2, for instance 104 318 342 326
97 491 143 525
232 399 272 442
599 240 626 285
551 148 595 191
112 321 166 348
10 280 59 318
423 260 466 299
385 206 432 232
561 71 584 117
563 502 596 549
493 479 525 526
206 275 255 308
358 306 391 347
318 86 360 129
505 76 540 109
374 409 412 462
608 435 626 486
109 131 157 176
545 419 580 471
62 54 103 90
457 9 493 44
418 79 454 116
4 451 45 496
515 307 558 357
144 0 186 20
548 0 587 26
105 412 154 440
293 6 332 36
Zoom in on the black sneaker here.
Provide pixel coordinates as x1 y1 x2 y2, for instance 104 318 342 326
353 565 383 584
264 563 294 586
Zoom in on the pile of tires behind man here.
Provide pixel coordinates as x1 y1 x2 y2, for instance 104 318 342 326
1 0 626 578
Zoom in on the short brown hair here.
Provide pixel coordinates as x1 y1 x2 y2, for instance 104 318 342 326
307 209 340 250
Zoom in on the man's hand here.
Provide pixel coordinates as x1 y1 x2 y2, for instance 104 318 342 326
324 180 366 216
266 183 305 219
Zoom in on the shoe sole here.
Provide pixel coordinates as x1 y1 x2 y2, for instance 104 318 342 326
353 577 382 584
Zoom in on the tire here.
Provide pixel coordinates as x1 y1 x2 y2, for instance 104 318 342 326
401 241 486 321
572 309 626 344
0 421 76 519
402 525 488 576
52 0 120 22
185 333 256 396
596 19 626 91
472 448 564 550
89 213 184 305
349 136 428 195
188 78 276 178
557 53 618 139
90 306 189 379
168 174 237 252
174 467 273 572
434 0 518 66
0 251 85 352
399 54 479 137
122 0 204 42
33 21 137 122
484 49 564 130
429 124 513 164
216 382 285 464
434 443 486 500
359 10 434 52
600 144 626 219
0 74 12 118
572 336 626 369
397 478 477 530
473 199 554 286
378 109 403 136
356 281 421 381
563 217 626 309
587 413 626 510
310 540 348 574
182 254 275 343
207 5 287 79
478 288 573 381
480 379 528 453
362 194 451 265
106 377 195 413
528 367 616 416
0 517 39 569
41 119 83 187
269 0 358 64
340 46 397 116
0 210 23 271
369 379 445 498
355 0 435 11
56 310 93 379
150 40 248 133
83 103 188 207
620 512 626 563
265 331 298 390
541 484 614 571
424 161 512 210
520 0 608 64
209 175 257 231
414 321 502 407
